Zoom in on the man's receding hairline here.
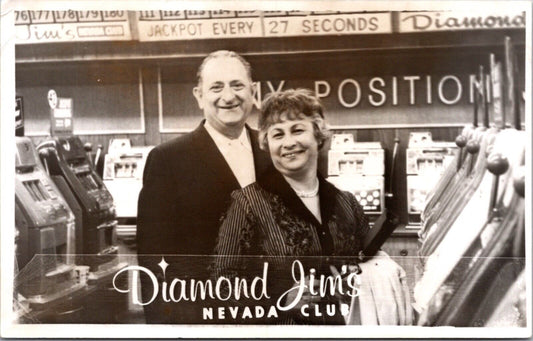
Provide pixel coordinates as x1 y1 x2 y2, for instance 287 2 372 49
197 51 252 86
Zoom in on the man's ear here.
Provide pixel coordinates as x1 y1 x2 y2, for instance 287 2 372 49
251 82 258 97
192 86 203 109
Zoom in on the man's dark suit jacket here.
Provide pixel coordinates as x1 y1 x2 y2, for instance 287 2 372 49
136 121 271 323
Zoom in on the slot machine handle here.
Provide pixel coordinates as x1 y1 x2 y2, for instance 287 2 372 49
479 65 490 129
455 135 467 171
84 142 93 168
38 148 51 175
95 144 103 169
486 153 509 220
387 137 400 196
504 36 522 131
465 139 480 175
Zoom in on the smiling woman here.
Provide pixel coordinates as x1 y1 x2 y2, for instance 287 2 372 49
266 118 319 180
259 89 328 186
212 88 370 324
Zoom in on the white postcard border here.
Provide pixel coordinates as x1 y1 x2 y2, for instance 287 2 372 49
1 0 532 338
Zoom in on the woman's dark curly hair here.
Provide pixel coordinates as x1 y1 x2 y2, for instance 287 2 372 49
258 88 330 151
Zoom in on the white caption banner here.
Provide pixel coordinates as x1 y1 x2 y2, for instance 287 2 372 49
399 10 526 32
137 11 392 41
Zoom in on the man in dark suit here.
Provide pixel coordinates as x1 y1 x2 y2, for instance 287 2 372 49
136 50 271 323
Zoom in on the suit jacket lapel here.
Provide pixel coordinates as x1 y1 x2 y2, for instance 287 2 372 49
318 175 337 226
248 127 272 178
190 122 240 190
189 122 272 191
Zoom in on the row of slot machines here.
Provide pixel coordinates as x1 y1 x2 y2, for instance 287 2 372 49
414 125 526 326
325 133 457 225
14 136 127 323
98 134 457 231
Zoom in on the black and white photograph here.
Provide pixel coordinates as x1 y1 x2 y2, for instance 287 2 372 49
0 0 531 338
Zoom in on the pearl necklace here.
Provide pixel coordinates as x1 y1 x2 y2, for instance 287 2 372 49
294 179 320 198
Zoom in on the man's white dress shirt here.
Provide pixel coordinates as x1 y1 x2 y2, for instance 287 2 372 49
204 121 256 188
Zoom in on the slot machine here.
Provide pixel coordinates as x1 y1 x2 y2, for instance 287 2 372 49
326 134 385 223
37 136 127 322
37 136 125 275
102 139 153 241
406 132 457 226
14 137 89 321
